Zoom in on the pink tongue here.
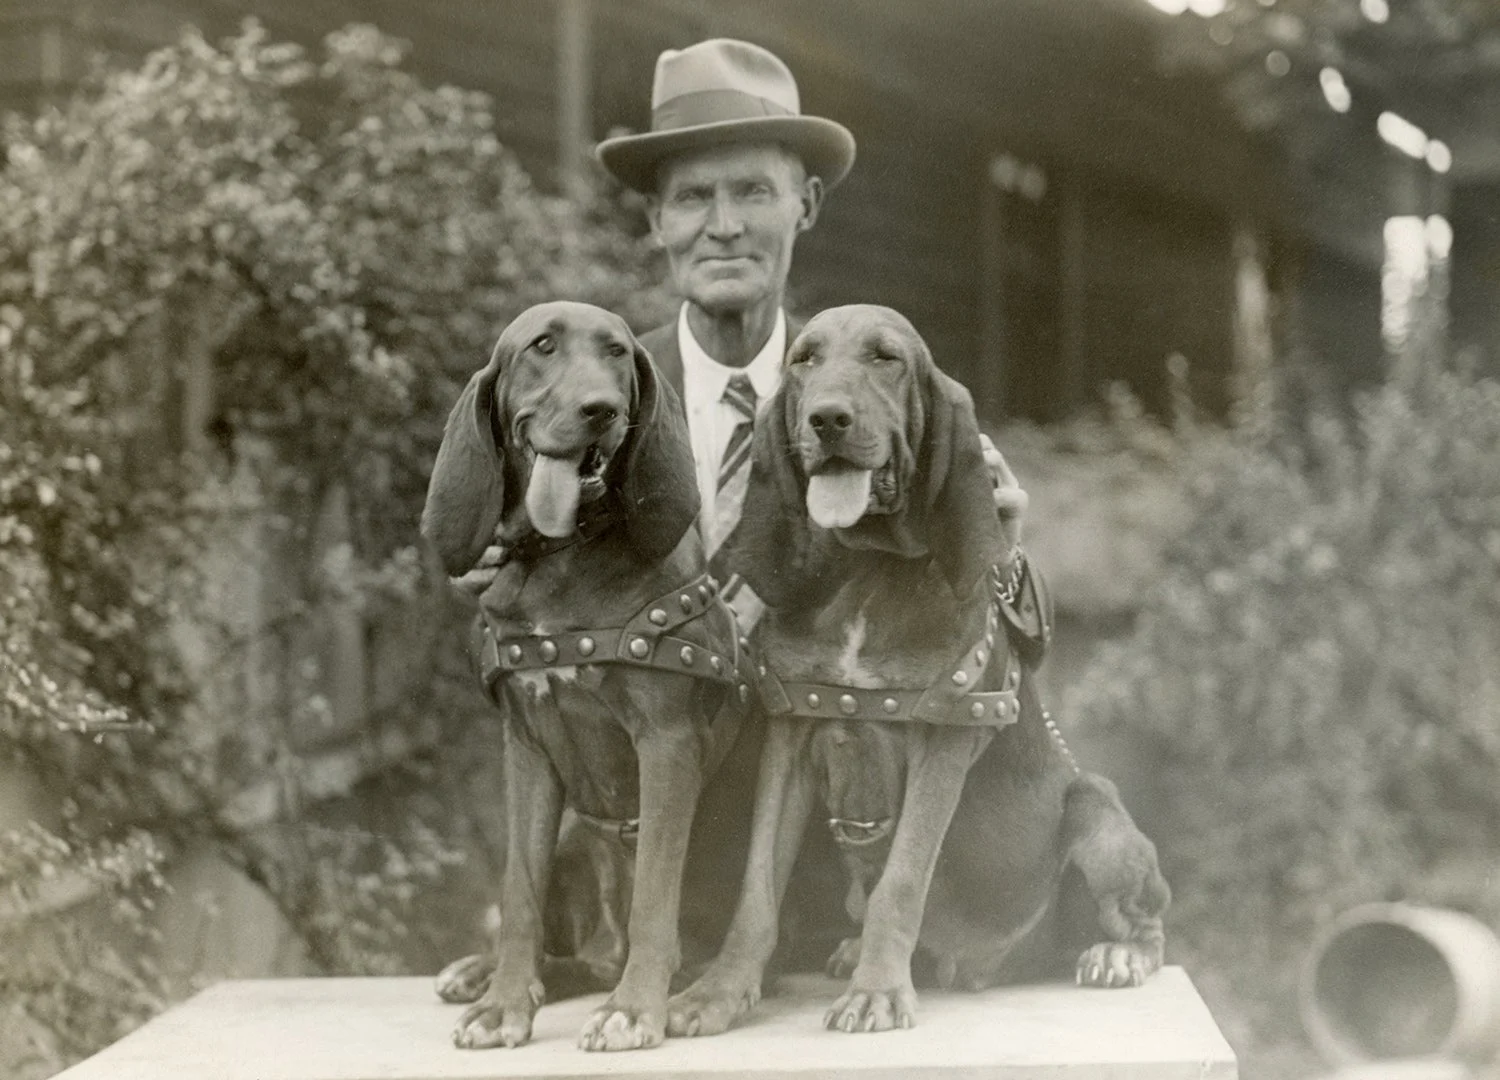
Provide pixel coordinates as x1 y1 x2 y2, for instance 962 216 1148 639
806 469 873 529
525 453 583 538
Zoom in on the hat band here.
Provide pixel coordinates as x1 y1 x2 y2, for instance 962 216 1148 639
651 89 795 133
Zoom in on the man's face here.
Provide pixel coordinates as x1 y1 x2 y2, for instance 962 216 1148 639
649 143 823 315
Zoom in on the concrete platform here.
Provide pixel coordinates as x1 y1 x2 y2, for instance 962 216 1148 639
54 967 1236 1080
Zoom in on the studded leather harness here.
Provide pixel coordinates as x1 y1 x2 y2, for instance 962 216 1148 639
472 548 1049 852
751 553 1045 850
475 571 755 704
473 567 755 852
755 556 1029 731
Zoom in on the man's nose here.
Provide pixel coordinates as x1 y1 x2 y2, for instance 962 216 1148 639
705 194 746 239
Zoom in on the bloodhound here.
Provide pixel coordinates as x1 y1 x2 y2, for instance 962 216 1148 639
666 304 1170 1037
421 301 756 1052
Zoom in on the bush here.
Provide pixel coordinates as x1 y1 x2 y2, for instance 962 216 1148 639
1068 354 1500 1080
1 21 667 1076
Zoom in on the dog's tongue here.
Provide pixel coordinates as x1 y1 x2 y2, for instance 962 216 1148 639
806 468 873 529
525 452 583 538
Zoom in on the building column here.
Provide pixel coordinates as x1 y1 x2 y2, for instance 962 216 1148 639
1230 224 1273 436
1056 172 1088 418
556 0 593 196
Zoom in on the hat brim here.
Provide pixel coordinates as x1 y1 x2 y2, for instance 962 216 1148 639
596 115 856 194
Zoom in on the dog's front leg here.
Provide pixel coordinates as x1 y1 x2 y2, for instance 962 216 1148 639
452 723 564 1049
577 727 702 1051
667 715 818 1037
826 727 990 1033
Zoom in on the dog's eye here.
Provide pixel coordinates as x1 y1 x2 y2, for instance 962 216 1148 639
606 342 628 358
532 334 556 355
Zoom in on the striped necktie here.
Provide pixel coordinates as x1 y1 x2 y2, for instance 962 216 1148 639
708 372 757 558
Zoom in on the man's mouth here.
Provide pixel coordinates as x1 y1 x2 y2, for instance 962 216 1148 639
805 459 897 529
700 254 753 268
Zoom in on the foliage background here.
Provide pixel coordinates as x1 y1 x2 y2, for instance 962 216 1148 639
0 22 669 1077
1049 344 1500 1080
4 14 1499 1080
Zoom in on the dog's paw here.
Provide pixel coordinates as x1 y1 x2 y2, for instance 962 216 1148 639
435 953 494 1004
824 983 918 1033
665 973 761 1037
451 982 543 1049
578 1000 665 1052
1075 942 1157 988
825 936 862 979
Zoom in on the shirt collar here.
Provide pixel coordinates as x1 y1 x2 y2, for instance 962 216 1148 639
677 304 786 405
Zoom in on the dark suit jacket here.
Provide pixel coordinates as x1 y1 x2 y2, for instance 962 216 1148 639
637 314 804 582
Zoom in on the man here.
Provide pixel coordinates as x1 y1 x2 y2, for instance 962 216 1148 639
596 38 855 628
445 37 1035 992
458 38 1028 600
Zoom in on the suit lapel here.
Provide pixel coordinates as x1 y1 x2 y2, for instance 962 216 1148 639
637 312 802 583
638 323 684 402
638 315 801 406
712 315 802 585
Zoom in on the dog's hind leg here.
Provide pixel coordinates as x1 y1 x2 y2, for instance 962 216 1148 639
668 716 819 1038
452 725 565 1049
1059 771 1170 988
436 815 630 1006
436 944 495 1004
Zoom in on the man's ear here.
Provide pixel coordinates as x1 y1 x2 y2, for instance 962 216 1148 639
645 194 665 246
420 337 511 578
797 174 825 234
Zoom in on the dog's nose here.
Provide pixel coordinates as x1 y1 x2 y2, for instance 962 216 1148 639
808 402 854 441
578 399 620 427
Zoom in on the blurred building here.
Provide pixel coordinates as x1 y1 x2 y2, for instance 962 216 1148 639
7 0 1496 425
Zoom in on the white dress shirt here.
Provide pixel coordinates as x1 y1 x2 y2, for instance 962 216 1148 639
676 304 786 542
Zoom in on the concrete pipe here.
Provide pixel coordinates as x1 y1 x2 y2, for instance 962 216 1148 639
1302 903 1500 1065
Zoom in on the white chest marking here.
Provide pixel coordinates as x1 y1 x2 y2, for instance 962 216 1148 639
835 608 876 685
512 666 580 701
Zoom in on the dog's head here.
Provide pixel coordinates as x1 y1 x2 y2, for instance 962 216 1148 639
420 301 698 576
738 304 1001 601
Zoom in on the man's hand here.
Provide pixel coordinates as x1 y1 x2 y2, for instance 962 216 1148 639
449 538 507 598
979 433 1028 555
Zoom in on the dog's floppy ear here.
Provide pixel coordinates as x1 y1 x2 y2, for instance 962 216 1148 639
913 358 1005 602
619 339 699 562
730 377 812 609
420 339 509 578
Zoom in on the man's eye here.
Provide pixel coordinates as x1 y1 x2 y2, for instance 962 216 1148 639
533 334 556 355
788 351 812 365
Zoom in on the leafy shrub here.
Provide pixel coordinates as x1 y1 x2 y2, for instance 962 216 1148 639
1 21 668 1076
1068 354 1500 1080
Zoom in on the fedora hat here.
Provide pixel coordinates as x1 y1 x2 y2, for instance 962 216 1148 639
596 39 856 193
